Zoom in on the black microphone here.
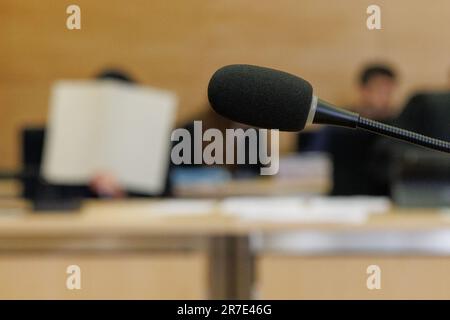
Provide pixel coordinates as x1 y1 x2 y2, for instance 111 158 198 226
208 64 450 154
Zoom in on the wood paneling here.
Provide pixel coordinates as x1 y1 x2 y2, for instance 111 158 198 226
257 255 450 299
1 0 450 169
0 252 208 299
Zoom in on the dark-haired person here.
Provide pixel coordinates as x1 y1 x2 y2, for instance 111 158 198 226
297 64 398 196
394 91 450 143
95 69 136 83
356 65 398 119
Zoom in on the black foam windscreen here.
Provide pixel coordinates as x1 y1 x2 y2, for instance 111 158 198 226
208 64 313 131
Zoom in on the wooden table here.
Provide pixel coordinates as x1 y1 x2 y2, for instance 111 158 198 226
0 200 446 236
0 199 448 299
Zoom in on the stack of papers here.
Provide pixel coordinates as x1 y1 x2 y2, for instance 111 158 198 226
219 196 390 224
145 196 390 223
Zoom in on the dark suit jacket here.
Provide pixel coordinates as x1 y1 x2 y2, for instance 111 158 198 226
394 92 450 141
305 126 391 196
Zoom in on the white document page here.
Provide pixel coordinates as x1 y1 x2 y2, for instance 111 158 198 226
42 80 177 194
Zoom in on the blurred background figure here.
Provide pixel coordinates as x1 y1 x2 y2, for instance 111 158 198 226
21 68 172 206
388 70 450 207
356 65 398 120
395 89 450 143
298 63 398 196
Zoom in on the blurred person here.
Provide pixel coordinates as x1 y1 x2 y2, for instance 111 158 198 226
297 63 398 196
394 69 450 142
356 65 398 119
22 68 172 203
386 75 450 207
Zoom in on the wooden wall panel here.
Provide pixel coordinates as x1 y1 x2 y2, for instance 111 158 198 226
257 255 450 299
0 252 208 299
1 0 450 169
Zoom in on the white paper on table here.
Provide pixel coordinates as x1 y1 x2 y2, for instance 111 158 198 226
220 196 372 224
439 208 450 217
42 80 177 194
309 196 391 214
149 199 217 216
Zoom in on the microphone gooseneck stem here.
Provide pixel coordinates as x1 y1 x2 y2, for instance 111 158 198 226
357 117 450 154
312 98 450 153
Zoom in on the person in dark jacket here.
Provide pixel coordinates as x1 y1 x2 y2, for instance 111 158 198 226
298 64 399 196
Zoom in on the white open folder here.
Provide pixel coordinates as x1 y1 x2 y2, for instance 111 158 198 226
42 80 177 194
